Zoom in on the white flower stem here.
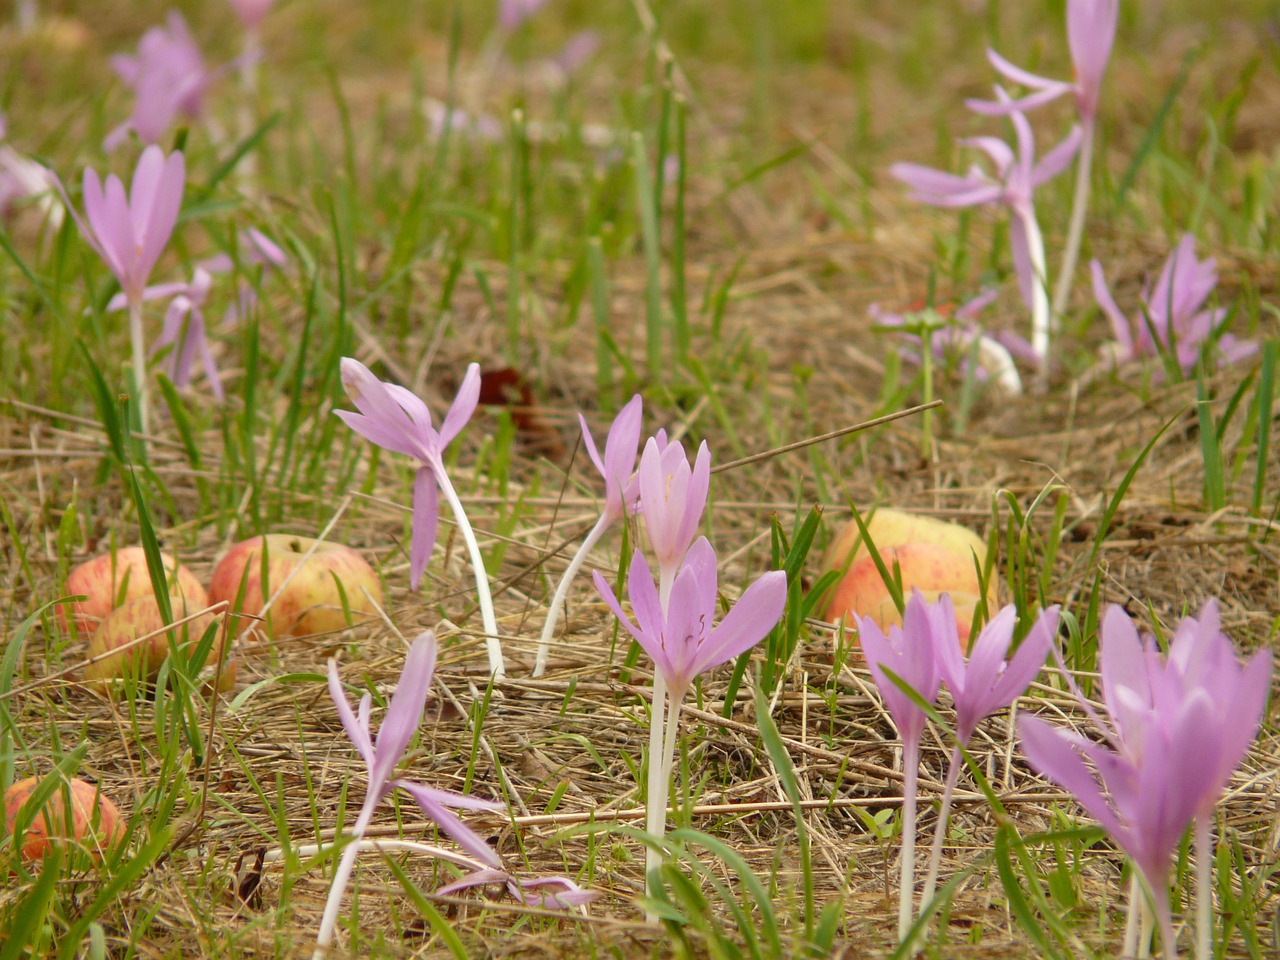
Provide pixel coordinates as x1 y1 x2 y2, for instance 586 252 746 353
533 513 610 678
918 745 963 920
898 738 921 943
1051 120 1095 321
128 297 149 436
643 669 669 922
237 29 261 185
435 468 504 678
314 796 377 959
1194 816 1212 960
1022 207 1052 371
1153 884 1178 960
1124 871 1141 957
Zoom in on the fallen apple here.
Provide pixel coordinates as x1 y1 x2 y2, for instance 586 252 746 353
4 776 124 862
820 507 987 576
207 534 383 640
825 543 998 650
60 547 207 640
83 591 224 685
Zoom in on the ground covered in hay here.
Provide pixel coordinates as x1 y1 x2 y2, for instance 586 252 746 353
1 1 1278 957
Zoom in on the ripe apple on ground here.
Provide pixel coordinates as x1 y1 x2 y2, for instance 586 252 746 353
4 776 124 862
60 547 207 640
207 534 383 640
83 591 225 686
822 509 996 650
820 507 987 575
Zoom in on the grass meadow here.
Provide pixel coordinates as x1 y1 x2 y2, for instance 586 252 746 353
1 0 1279 957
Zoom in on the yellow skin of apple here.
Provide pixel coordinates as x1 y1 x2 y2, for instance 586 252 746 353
84 592 223 685
824 543 998 651
61 547 207 640
207 534 383 640
4 776 124 862
820 508 988 575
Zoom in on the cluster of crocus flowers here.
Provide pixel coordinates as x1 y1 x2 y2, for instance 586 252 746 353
593 432 787 915
967 0 1119 317
317 631 593 957
54 145 186 435
870 290 1023 395
105 12 216 151
854 591 1057 943
1091 234 1256 377
534 395 643 677
1018 602 1271 960
103 228 287 401
336 359 504 677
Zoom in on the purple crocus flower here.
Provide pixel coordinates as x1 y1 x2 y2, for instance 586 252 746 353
437 867 598 910
59 145 186 305
1019 602 1271 959
316 632 505 955
1091 234 1256 376
0 112 61 224
935 601 1059 745
856 590 948 941
892 107 1081 363
919 600 1059 918
106 12 215 151
336 359 504 677
498 0 550 32
637 434 711 604
594 538 786 700
228 0 275 30
53 145 185 434
595 537 786 913
967 0 1119 125
534 394 645 677
870 290 1023 394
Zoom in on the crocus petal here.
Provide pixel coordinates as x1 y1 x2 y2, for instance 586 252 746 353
960 603 1019 699
624 549 666 642
592 570 649 649
673 442 712 558
1068 0 1118 119
395 782 504 869
439 362 481 448
1031 126 1083 187
509 875 600 909
337 358 433 460
366 634 435 789
328 660 376 774
1090 260 1134 356
409 467 440 592
135 149 185 288
1009 214 1036 311
987 47 1069 93
578 412 608 478
1018 715 1124 838
689 569 787 679
994 605 1058 706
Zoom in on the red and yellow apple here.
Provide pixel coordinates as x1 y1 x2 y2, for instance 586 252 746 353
4 776 124 862
60 547 206 640
207 535 383 640
823 509 996 650
83 590 224 685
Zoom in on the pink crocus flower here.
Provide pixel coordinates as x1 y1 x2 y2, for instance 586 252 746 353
855 591 948 942
0 114 61 225
636 434 711 605
53 145 185 433
228 0 275 30
1091 234 1256 376
892 107 1081 364
870 290 1023 394
102 228 287 401
106 12 216 151
534 394 644 677
1018 602 1271 960
316 632 507 956
967 0 1119 318
919 600 1059 914
336 359 504 677
967 0 1119 125
498 0 550 32
594 538 786 699
595 537 786 913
